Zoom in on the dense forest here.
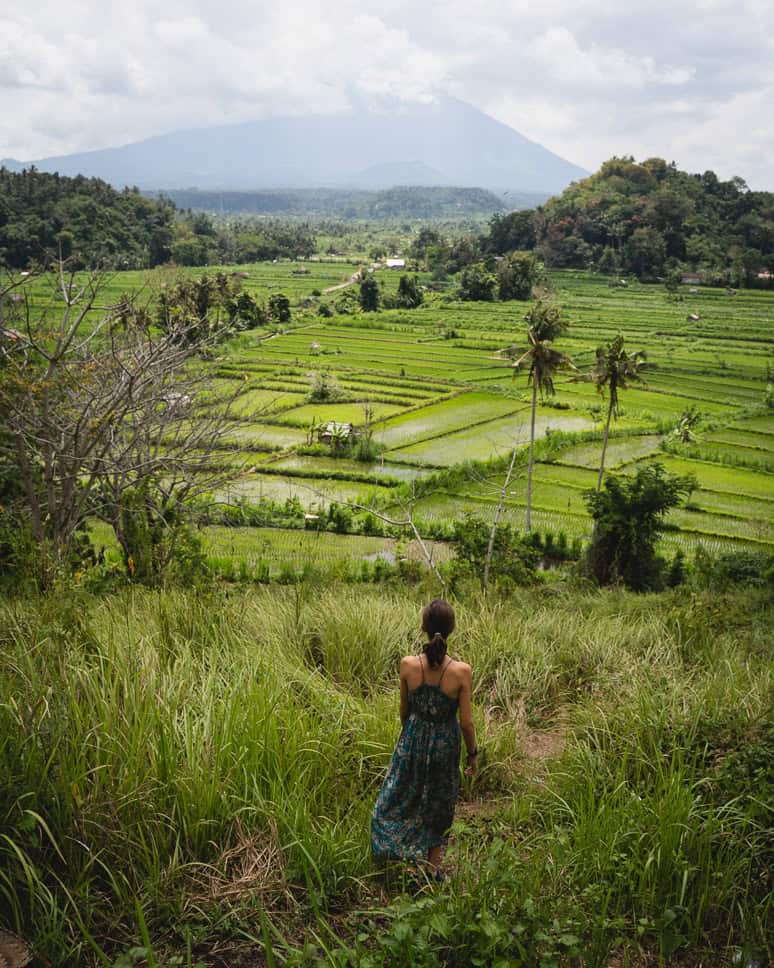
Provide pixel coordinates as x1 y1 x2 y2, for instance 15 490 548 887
482 157 774 285
0 167 176 269
0 168 318 269
147 185 511 219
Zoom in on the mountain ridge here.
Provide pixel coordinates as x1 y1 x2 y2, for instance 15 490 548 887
3 97 587 195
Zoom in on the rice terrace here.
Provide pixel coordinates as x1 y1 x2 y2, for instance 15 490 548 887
68 259 774 575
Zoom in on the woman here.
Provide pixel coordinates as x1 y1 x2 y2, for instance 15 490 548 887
371 598 478 873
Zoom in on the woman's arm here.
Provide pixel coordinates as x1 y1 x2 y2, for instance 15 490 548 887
399 656 410 724
457 663 478 775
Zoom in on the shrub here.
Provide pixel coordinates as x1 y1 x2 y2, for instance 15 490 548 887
584 463 697 591
449 513 539 588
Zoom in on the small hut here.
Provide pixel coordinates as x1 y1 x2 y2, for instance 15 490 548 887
317 421 359 448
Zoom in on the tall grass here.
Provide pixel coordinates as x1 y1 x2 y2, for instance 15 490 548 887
0 584 771 964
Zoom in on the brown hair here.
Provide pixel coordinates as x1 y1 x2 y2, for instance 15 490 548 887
421 598 455 668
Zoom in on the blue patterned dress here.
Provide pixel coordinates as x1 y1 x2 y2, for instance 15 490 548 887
371 661 461 860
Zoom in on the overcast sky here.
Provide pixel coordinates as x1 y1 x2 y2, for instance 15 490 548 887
1 0 772 189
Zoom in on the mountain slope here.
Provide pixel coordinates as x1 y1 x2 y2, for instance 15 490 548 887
8 97 588 194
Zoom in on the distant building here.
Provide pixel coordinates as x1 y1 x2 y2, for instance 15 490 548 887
757 271 773 280
385 258 406 270
681 272 702 285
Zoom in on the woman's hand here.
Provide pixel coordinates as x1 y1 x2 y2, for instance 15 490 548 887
464 750 478 776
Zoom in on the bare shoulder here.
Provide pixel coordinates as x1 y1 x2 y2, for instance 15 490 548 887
400 654 420 672
452 659 472 678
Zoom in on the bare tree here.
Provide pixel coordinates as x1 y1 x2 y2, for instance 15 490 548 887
483 440 524 592
0 264 245 576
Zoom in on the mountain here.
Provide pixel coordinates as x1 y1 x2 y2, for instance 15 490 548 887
6 97 588 195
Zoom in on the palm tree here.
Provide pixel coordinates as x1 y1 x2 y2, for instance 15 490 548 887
590 334 647 493
514 300 575 531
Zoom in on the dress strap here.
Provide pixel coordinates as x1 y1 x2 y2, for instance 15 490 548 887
437 657 451 686
419 654 425 683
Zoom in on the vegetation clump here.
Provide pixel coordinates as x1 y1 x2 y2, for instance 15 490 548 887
584 462 698 590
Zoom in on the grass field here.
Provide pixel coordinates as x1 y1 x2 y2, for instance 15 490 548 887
1 584 770 964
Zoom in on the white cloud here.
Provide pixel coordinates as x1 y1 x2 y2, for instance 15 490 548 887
0 0 771 189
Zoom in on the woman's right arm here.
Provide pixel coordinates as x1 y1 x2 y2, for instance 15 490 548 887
457 664 478 775
399 656 410 724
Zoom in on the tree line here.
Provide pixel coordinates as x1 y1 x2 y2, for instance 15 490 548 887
0 168 317 270
405 159 773 288
483 157 774 285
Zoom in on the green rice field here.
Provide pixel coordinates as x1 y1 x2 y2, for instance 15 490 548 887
71 263 773 565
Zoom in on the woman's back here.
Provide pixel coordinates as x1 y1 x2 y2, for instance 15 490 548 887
401 654 470 703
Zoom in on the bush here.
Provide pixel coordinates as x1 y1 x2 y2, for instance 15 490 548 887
449 513 539 589
584 463 697 591
457 262 497 302
695 550 774 589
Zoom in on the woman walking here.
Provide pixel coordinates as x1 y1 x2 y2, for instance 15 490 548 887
371 598 477 874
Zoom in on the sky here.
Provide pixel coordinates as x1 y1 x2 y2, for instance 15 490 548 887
1 0 772 189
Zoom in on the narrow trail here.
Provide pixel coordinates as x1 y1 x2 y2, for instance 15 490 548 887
456 717 567 823
323 268 362 293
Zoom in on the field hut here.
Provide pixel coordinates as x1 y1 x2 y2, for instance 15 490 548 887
317 421 359 449
385 258 406 270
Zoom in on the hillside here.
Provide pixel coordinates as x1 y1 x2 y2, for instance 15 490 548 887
151 185 519 218
525 156 774 283
0 167 176 269
2 97 588 195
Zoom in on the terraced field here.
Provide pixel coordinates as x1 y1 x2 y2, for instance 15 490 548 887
83 262 774 566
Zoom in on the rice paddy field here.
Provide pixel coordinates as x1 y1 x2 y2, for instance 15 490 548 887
25 261 771 570
168 263 774 568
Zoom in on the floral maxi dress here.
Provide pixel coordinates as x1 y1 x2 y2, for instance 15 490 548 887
371 665 461 860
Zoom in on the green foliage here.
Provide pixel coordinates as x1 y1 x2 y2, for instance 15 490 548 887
523 297 568 343
449 513 539 588
359 273 380 312
164 185 504 220
170 237 209 267
115 484 207 586
384 274 424 309
457 262 497 302
326 501 353 534
584 463 698 590
307 369 342 402
496 251 540 301
482 209 537 254
589 334 647 418
267 292 291 325
667 549 687 587
156 272 248 345
0 167 176 269
535 156 774 284
693 550 774 589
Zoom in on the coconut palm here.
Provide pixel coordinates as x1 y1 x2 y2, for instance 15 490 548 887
514 300 575 531
590 334 647 492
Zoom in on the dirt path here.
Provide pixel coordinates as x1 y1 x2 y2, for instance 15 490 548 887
323 268 362 293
